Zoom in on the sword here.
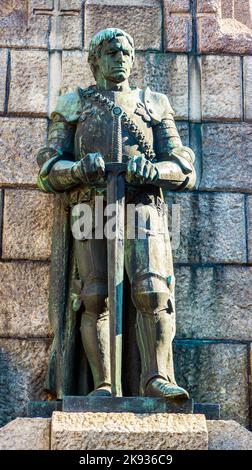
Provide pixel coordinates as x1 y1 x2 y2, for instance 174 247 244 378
106 106 125 397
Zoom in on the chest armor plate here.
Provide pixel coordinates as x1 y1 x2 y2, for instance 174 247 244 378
74 89 154 163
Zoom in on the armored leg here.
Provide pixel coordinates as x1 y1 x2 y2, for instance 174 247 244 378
125 196 188 399
132 274 188 399
75 236 111 396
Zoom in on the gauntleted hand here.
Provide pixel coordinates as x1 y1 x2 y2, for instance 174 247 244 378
126 156 159 184
73 152 106 184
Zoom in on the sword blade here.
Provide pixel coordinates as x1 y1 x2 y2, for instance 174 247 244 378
107 171 125 397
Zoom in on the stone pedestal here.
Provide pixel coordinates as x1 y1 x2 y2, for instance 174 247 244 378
1 414 252 450
51 412 208 450
207 420 252 450
0 418 50 450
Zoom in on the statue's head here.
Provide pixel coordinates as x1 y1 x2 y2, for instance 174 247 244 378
88 28 135 85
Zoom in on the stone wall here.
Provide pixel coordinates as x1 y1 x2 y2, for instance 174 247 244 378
0 0 251 428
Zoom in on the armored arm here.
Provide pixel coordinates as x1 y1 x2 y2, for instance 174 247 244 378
37 113 82 193
37 90 105 193
153 95 196 190
37 89 85 193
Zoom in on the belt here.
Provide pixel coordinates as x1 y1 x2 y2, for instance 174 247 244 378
64 182 164 208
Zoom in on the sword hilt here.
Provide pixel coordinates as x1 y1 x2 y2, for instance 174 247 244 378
106 162 127 175
111 106 123 163
105 161 189 191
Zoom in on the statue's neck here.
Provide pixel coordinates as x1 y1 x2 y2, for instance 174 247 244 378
95 78 131 92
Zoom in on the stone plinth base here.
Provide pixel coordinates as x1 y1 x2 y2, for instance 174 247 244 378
208 420 252 450
0 418 50 450
51 412 208 450
1 414 252 450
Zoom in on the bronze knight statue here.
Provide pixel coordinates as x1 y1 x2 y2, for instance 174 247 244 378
37 28 196 400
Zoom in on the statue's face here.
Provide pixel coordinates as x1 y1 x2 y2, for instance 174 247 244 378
96 36 134 84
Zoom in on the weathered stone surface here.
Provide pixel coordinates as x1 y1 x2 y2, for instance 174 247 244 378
201 55 241 120
0 49 7 112
207 420 252 450
32 0 53 5
84 0 162 51
0 339 51 426
198 16 252 54
61 14 82 50
176 122 189 147
2 190 54 260
221 0 234 18
0 418 50 450
62 51 93 92
244 57 252 122
197 0 252 51
166 0 190 13
0 191 2 248
9 50 48 115
234 0 252 29
200 123 252 192
248 196 252 263
51 412 208 450
250 344 252 427
131 53 188 119
197 0 252 52
33 0 82 50
60 0 81 7
188 56 202 122
164 11 192 52
0 118 47 186
174 341 249 427
0 261 51 338
0 0 49 49
0 0 82 49
197 0 220 13
174 266 252 341
168 192 246 263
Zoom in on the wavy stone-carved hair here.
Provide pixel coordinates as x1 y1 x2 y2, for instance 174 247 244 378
88 28 135 77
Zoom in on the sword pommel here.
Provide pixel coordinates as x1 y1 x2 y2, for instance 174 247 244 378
112 106 123 117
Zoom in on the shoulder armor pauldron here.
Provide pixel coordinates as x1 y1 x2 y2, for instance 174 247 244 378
143 87 174 125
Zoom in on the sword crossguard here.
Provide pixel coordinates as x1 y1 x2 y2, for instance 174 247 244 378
105 162 189 190
105 162 127 176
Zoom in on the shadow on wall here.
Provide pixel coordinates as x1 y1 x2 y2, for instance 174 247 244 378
0 340 51 427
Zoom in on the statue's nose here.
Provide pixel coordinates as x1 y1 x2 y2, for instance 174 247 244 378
115 51 124 62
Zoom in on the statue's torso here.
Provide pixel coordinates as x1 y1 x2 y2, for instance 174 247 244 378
74 88 154 162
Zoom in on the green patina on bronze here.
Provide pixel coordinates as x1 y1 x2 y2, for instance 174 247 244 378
37 27 196 402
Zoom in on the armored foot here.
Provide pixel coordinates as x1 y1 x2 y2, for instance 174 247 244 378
145 377 189 400
88 385 112 397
